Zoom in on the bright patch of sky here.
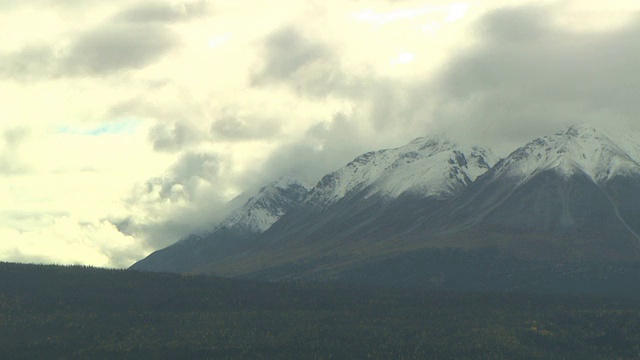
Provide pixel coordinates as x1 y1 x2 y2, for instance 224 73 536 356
208 33 232 49
392 52 416 65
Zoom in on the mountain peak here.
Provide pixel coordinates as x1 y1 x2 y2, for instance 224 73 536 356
494 124 640 184
306 134 497 207
220 176 311 233
562 123 599 136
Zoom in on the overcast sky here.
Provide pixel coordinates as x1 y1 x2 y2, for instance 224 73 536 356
1 0 639 267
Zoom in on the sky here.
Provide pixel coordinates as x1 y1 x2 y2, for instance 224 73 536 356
1 0 639 268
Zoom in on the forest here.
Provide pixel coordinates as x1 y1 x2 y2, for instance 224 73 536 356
1 261 640 359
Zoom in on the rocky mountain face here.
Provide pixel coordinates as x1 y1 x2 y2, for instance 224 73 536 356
132 125 640 283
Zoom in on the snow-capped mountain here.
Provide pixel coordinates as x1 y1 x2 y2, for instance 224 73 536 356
431 124 640 260
491 124 640 184
255 136 497 247
220 176 312 233
306 136 497 207
132 124 640 280
132 135 497 274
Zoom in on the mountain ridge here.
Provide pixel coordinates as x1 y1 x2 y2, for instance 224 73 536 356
133 124 640 281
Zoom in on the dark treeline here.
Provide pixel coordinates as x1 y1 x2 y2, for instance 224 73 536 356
1 262 640 359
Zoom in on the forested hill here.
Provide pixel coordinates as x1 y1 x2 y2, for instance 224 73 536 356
2 262 640 359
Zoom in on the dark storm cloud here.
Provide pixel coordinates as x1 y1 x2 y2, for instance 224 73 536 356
61 24 180 75
115 0 211 23
429 6 640 150
251 27 347 97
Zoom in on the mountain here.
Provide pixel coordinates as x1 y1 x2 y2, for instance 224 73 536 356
130 176 312 273
305 136 496 208
425 124 640 261
175 136 498 277
133 124 640 284
132 135 497 275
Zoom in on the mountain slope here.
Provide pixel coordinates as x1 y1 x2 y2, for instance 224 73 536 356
428 124 640 260
131 177 312 273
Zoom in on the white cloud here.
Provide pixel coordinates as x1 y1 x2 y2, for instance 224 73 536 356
0 216 143 268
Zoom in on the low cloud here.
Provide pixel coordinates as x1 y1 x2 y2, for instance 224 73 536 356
144 152 221 203
121 151 232 249
246 114 376 186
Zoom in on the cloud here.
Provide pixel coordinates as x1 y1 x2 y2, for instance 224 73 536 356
0 127 31 175
149 121 207 152
211 112 282 141
115 0 211 23
148 152 221 202
251 27 347 97
61 23 180 76
0 23 179 80
106 84 215 153
0 0 116 10
245 113 377 186
0 45 55 81
0 216 144 268
428 6 640 151
121 151 231 249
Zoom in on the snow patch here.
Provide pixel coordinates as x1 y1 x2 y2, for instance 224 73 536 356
306 135 498 206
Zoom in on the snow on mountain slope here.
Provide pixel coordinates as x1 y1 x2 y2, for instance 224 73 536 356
305 136 498 207
492 124 640 185
220 176 313 233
